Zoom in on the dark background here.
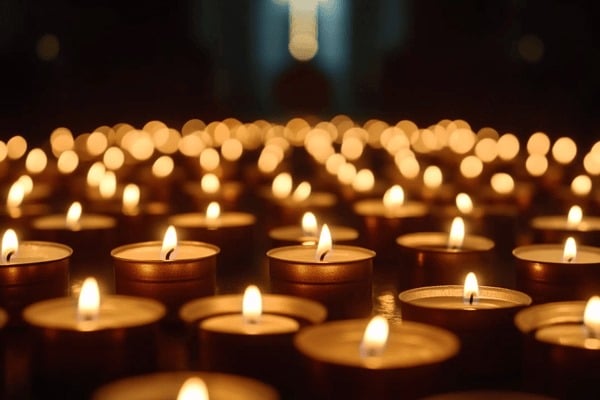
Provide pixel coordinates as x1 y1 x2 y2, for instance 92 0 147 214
0 0 598 146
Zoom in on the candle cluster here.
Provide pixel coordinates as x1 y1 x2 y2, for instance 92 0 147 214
0 116 599 399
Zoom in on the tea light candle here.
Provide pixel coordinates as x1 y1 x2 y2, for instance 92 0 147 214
92 371 279 400
168 202 255 272
515 297 600 398
398 272 532 388
183 178 245 210
23 277 165 399
268 211 359 247
180 285 326 397
268 225 375 320
396 217 495 288
0 229 71 325
116 183 170 244
513 238 600 303
112 226 219 322
294 316 460 399
530 205 600 245
353 185 429 262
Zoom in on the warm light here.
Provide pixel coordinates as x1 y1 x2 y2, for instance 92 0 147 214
25 148 48 174
571 175 592 196
152 155 174 178
448 217 465 249
463 272 479 305
382 185 405 211
272 172 293 199
16 175 33 196
161 225 178 261
359 315 389 358
86 162 106 187
423 165 443 189
199 148 220 171
567 205 583 229
397 156 420 179
448 128 475 154
341 136 364 160
563 237 577 262
122 183 140 215
86 131 109 156
352 169 375 192
456 193 474 214
551 137 577 164
6 181 25 209
325 153 346 175
337 162 357 184
78 277 100 322
459 156 483 179
1 229 18 264
7 136 27 160
66 202 82 230
206 201 221 225
527 132 550 155
497 133 520 161
99 171 117 199
584 296 600 338
490 173 515 194
292 181 311 202
221 137 243 161
242 285 262 325
316 224 332 262
301 212 318 237
474 138 498 163
525 154 548 177
57 150 79 174
288 0 320 61
103 146 125 170
177 377 209 400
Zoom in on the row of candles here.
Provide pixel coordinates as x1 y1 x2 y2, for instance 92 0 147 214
0 118 599 399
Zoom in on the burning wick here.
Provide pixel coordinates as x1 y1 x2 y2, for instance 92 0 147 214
5 251 14 263
469 293 474 305
165 248 174 261
319 250 328 262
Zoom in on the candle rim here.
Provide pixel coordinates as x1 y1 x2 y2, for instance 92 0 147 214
32 213 117 230
0 241 73 266
111 240 220 262
353 198 428 218
531 215 600 232
398 285 532 309
266 244 376 263
513 244 600 264
396 232 494 252
168 211 256 227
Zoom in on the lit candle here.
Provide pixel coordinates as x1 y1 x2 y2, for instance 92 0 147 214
183 173 245 211
0 229 71 325
396 217 495 288
294 316 459 399
180 285 326 396
1 178 50 236
515 297 600 398
268 211 359 247
268 225 375 319
513 237 600 303
399 272 532 388
111 225 219 323
92 371 279 400
530 205 600 245
23 277 165 399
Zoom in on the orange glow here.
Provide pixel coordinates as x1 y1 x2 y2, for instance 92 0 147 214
66 202 82 231
563 237 577 262
448 217 465 249
272 172 293 199
177 377 209 400
201 173 221 194
316 224 332 262
292 181 311 202
490 173 515 194
302 212 318 237
78 277 100 322
360 315 389 358
161 225 178 261
122 184 140 215
584 296 600 338
242 285 262 325
1 229 18 264
567 205 583 229
383 185 404 211
463 272 479 305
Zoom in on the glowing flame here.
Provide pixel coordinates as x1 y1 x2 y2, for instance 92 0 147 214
563 237 577 262
382 185 405 211
272 172 293 199
301 212 318 237
242 285 262 325
567 205 583 229
1 229 18 264
448 217 465 249
16 175 33 196
315 224 332 262
78 277 100 321
66 202 82 230
463 272 479 305
99 171 117 199
455 193 474 215
161 225 178 261
423 165 443 189
360 315 389 358
201 173 220 194
584 296 600 338
206 201 221 228
292 181 311 202
6 181 25 209
122 183 140 215
177 377 209 400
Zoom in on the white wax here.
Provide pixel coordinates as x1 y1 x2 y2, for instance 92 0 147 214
169 212 255 228
409 296 514 310
267 245 374 264
536 324 600 350
1 241 71 265
513 245 600 264
112 242 218 262
201 314 299 335
399 286 531 310
353 199 428 218
33 214 116 230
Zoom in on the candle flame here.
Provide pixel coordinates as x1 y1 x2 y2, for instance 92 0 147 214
99 170 117 199
242 285 262 325
201 173 220 194
490 173 515 195
177 377 209 400
272 172 293 199
448 217 465 249
567 205 583 229
584 296 600 339
292 181 311 202
66 202 82 230
315 224 332 261
6 181 25 209
563 237 577 262
78 277 100 322
301 212 318 238
122 183 140 215
1 229 18 264
455 193 474 215
360 315 389 359
16 175 33 196
382 185 405 211
463 272 479 305
423 165 443 189
161 225 178 261
205 201 221 228
86 162 106 187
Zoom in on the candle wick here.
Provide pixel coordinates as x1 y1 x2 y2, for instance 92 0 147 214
469 293 474 305
566 256 574 263
5 251 14 263
165 248 174 261
319 250 328 262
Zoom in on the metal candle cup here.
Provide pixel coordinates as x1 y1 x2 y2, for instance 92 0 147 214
268 224 359 247
515 301 600 398
179 293 326 396
530 215 600 245
294 318 460 400
267 245 375 320
399 285 532 389
0 241 71 325
513 244 600 303
92 371 279 400
111 241 219 322
23 295 165 399
396 232 495 288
